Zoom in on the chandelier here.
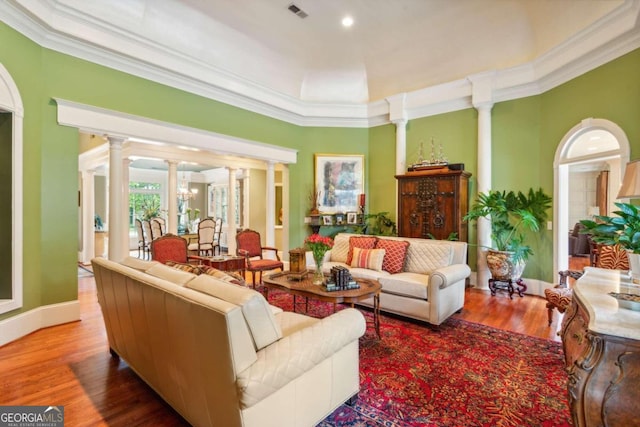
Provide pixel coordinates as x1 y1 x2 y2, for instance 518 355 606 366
177 167 198 201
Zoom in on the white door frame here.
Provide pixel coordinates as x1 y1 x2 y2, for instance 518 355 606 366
553 118 630 276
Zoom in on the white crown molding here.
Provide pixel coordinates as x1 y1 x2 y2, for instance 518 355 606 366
2 0 640 128
59 98 298 164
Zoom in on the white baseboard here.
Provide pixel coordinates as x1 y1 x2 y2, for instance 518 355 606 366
0 300 81 347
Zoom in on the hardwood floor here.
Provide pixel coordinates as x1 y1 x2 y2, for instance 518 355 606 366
0 260 585 425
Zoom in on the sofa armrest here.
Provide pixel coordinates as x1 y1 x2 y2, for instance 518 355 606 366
236 308 365 408
429 264 471 289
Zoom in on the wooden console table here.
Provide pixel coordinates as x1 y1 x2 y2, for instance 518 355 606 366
560 267 640 427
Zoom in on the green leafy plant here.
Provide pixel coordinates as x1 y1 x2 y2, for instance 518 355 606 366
580 202 640 253
139 199 162 221
355 212 397 236
463 188 552 262
427 232 458 241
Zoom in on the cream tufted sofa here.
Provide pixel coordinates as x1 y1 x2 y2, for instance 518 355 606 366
307 233 471 326
92 256 365 427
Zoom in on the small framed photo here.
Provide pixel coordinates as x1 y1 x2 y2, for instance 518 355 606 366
335 213 345 225
346 212 358 224
322 215 334 226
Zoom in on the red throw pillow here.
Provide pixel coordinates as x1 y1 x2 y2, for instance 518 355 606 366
375 239 410 274
346 236 378 265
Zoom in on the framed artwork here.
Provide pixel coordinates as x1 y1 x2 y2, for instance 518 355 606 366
346 212 358 225
322 215 334 226
314 154 364 214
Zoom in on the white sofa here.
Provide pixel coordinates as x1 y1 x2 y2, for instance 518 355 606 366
92 256 365 427
307 233 471 326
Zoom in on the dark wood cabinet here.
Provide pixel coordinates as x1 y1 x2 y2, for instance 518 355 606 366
561 269 640 427
396 168 471 241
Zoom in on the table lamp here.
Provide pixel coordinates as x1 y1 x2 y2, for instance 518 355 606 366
618 159 640 198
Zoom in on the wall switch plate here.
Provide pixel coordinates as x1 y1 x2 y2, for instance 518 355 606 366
547 221 553 230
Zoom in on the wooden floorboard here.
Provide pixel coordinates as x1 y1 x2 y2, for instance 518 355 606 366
0 258 588 425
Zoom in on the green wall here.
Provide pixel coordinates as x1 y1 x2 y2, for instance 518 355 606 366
0 19 639 321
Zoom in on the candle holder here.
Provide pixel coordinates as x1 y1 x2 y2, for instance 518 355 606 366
358 193 366 215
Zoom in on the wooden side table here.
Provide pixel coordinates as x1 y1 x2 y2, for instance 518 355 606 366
191 255 245 275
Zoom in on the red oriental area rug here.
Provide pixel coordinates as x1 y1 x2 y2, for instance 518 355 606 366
264 289 572 427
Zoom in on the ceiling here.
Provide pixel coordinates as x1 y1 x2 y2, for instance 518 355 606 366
5 0 632 107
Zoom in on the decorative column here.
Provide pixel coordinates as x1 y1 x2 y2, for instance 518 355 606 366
265 161 276 248
167 160 178 234
122 158 131 257
227 167 238 256
475 103 493 290
393 119 408 176
470 71 495 290
386 93 408 221
80 169 96 264
107 136 126 261
281 164 290 262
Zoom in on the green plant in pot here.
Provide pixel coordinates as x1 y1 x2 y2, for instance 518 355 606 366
580 202 640 282
354 212 397 236
464 188 552 281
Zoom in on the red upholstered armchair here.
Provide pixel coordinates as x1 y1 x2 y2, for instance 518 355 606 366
236 229 283 287
151 233 199 265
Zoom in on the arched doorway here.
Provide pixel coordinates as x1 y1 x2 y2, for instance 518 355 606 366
0 63 24 315
554 118 630 276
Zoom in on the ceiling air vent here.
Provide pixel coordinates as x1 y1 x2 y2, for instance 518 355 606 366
287 3 308 19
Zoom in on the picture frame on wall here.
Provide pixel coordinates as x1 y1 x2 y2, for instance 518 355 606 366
314 154 364 214
322 215 334 226
346 212 358 225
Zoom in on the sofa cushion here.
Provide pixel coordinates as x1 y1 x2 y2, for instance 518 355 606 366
186 274 283 351
121 256 159 271
145 263 198 285
375 239 410 274
346 236 378 265
200 265 247 286
330 233 351 263
350 248 386 272
275 311 319 337
405 241 453 274
379 272 430 300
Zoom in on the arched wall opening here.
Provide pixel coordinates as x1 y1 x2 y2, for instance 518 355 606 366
553 118 630 276
0 63 24 315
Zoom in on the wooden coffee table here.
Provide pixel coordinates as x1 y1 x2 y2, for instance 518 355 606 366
263 271 382 339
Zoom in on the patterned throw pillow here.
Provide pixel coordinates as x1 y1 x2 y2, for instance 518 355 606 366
375 239 410 274
165 261 204 275
346 236 378 265
597 244 630 270
350 248 386 272
200 266 247 286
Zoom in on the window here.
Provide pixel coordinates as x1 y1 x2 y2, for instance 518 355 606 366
209 179 244 226
129 181 162 229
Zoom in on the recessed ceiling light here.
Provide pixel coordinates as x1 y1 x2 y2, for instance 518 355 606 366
342 16 354 27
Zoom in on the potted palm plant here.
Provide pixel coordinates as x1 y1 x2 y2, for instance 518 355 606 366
464 188 552 281
580 202 640 282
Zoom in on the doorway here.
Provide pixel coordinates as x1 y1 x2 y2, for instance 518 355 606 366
554 118 630 276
